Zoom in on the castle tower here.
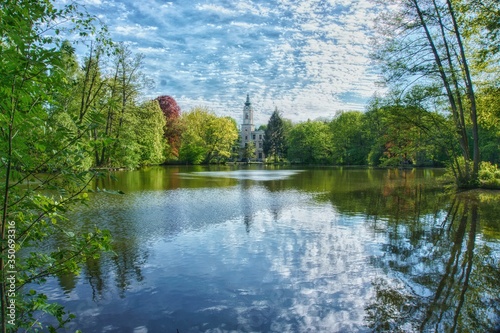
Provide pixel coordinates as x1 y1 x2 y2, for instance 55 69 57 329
239 94 266 161
240 94 255 148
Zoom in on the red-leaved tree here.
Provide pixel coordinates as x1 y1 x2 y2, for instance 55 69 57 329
156 95 182 158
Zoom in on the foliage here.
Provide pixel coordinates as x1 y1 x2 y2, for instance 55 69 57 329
287 120 332 164
156 95 181 119
364 92 452 167
178 107 239 164
156 95 182 160
457 0 500 63
478 161 500 189
329 111 369 165
95 42 148 168
475 85 500 165
242 141 256 162
135 101 168 166
0 1 112 331
263 108 287 162
230 135 242 162
50 39 161 170
80 42 158 169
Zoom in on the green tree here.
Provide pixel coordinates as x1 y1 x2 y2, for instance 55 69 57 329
457 0 500 63
82 42 150 169
329 111 369 165
263 108 287 162
364 91 452 167
178 108 239 164
374 0 481 186
287 120 332 164
476 86 500 164
51 39 108 170
242 141 257 162
135 100 167 166
0 1 111 331
105 43 148 167
58 40 161 169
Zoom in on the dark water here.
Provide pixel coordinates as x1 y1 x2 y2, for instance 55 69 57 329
40 166 500 332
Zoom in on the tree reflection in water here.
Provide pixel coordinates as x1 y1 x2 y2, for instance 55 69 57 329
365 191 500 332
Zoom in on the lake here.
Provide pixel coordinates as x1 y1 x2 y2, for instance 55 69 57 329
38 166 500 332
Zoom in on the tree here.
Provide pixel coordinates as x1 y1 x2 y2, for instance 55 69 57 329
363 91 452 167
476 86 500 165
51 38 108 170
135 101 168 166
374 0 481 186
94 42 147 167
457 0 500 63
242 141 256 162
263 108 287 162
178 108 239 164
0 1 111 331
329 111 369 165
204 116 239 163
287 120 333 164
55 39 165 169
156 95 182 160
52 40 159 169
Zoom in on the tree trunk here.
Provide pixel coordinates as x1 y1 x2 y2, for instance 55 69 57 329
445 0 480 179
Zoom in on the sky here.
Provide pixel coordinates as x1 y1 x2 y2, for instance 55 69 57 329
75 0 383 125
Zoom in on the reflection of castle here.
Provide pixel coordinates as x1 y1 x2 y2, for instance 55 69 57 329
240 94 265 161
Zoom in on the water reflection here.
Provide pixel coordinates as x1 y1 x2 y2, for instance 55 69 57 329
37 167 500 332
366 191 500 332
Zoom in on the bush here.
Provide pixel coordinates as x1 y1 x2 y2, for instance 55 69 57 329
479 161 500 188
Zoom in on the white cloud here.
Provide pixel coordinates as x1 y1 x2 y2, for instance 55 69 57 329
230 21 264 29
77 0 103 5
114 24 158 37
232 1 273 16
195 4 236 16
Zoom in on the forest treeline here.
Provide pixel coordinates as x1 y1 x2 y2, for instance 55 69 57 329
0 0 499 331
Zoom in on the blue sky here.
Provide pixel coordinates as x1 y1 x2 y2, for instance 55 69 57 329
73 0 382 125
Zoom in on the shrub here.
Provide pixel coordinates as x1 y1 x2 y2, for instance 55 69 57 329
479 161 500 189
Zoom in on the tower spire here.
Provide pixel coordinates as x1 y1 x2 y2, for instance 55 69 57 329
242 93 253 125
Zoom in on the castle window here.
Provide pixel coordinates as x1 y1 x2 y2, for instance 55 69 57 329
252 134 256 140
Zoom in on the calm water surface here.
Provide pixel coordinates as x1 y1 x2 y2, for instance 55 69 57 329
40 166 500 332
